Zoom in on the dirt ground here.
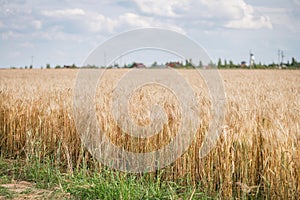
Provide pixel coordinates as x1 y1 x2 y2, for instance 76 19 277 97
0 181 71 200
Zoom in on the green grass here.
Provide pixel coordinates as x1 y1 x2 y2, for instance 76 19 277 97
64 170 208 200
0 156 213 200
0 186 15 199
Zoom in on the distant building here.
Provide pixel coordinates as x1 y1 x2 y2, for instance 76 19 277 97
127 62 146 68
166 61 182 68
240 61 247 68
64 64 77 68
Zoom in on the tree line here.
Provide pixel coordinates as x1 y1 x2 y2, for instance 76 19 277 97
9 57 300 69
217 57 300 69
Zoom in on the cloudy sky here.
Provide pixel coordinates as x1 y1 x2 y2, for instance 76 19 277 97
0 0 299 68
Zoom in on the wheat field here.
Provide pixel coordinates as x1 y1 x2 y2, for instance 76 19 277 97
0 69 299 199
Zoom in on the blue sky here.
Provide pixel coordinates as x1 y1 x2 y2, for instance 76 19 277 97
0 0 299 68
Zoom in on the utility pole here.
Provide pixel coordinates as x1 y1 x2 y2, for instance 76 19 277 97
281 50 284 66
277 49 284 68
278 50 280 68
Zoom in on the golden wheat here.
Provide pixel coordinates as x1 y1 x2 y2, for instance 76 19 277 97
0 69 299 199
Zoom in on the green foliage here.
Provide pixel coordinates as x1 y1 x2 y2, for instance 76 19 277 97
290 57 300 69
199 61 203 68
71 64 77 68
0 186 14 199
0 157 212 200
46 64 51 69
291 57 297 66
151 61 158 67
229 60 234 68
217 58 222 68
183 58 193 68
64 170 209 200
216 57 300 69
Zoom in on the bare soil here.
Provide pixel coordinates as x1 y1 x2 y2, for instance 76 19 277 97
0 181 71 200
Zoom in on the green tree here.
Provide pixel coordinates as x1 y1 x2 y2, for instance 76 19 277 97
46 64 51 69
151 61 157 67
224 59 228 68
217 58 222 68
199 61 203 68
209 60 216 68
71 64 77 68
229 60 234 68
291 57 297 66
185 59 189 67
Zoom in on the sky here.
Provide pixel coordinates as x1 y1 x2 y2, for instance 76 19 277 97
0 0 299 68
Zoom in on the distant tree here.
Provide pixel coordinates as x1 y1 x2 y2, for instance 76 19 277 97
209 60 216 68
55 65 61 69
25 66 28 69
291 57 297 66
184 58 192 67
268 62 276 68
199 61 203 68
71 64 77 68
254 62 265 69
224 59 228 68
290 57 300 68
29 65 32 69
185 59 189 67
217 58 222 68
46 64 51 69
151 61 157 67
229 60 234 68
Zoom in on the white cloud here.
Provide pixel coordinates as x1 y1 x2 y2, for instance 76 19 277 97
117 13 185 34
1 31 23 39
119 13 152 27
195 0 273 29
19 42 34 48
256 6 299 32
133 0 187 18
41 8 85 18
225 15 272 29
195 0 247 19
132 0 273 30
293 0 300 6
119 12 185 33
87 14 119 33
34 26 82 41
0 0 298 68
85 12 185 34
32 20 42 30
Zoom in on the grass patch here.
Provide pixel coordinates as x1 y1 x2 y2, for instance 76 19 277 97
63 171 203 200
0 186 15 199
0 157 213 199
